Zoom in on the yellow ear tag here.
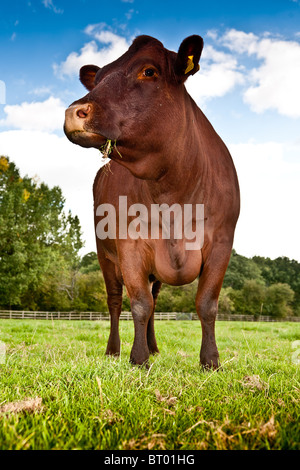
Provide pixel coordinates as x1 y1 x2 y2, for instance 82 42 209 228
185 55 195 74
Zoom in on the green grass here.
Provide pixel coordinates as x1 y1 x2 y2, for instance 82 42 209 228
0 319 299 450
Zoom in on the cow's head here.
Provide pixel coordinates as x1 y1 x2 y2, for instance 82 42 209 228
64 35 203 179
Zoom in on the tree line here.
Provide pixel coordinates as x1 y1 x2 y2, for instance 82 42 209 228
0 156 299 317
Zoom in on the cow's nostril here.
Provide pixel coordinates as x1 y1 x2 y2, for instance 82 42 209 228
77 109 87 118
76 105 91 119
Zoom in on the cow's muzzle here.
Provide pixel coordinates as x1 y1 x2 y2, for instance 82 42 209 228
64 103 106 148
64 103 91 131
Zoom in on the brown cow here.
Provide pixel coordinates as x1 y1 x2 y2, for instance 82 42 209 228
64 35 240 369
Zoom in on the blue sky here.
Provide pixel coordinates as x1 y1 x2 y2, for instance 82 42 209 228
1 0 300 260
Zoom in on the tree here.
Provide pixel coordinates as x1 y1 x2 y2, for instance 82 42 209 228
155 281 198 312
0 156 83 308
218 287 235 314
72 271 107 311
223 250 264 290
240 280 265 316
253 256 300 315
264 283 294 318
79 252 100 273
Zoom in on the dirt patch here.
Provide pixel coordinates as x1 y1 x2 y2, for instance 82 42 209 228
155 389 177 406
122 433 167 450
0 397 43 415
240 375 268 391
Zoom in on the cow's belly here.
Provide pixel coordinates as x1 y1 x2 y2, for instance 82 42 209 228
100 238 202 287
153 240 202 286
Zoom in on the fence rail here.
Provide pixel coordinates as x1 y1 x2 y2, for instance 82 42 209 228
0 310 299 322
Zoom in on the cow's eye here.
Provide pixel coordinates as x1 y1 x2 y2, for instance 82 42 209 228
144 68 155 77
138 67 158 80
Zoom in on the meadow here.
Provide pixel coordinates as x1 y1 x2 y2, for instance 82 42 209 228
0 319 299 450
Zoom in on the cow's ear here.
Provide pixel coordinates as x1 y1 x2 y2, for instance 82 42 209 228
174 35 203 82
80 65 101 91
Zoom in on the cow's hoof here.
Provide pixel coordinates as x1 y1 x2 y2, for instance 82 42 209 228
148 346 160 356
105 348 120 357
106 352 120 357
129 349 150 368
105 339 120 357
200 361 220 371
200 355 220 371
129 357 150 369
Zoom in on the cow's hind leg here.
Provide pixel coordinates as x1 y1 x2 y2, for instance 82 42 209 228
196 243 232 370
106 279 123 356
147 280 161 355
99 256 123 356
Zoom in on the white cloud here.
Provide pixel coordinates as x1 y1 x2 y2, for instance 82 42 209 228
54 27 130 79
220 29 300 118
0 96 65 132
42 0 63 14
186 45 245 105
29 86 52 97
53 41 101 79
0 80 5 104
222 29 259 55
0 130 102 254
229 140 300 261
125 9 135 20
244 38 300 118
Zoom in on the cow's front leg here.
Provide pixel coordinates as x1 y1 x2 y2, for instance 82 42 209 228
129 292 154 366
120 247 154 366
196 243 232 370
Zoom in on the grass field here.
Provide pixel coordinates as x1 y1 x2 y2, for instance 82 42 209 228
0 319 299 450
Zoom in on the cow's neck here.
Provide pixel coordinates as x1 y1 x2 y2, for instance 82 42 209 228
117 99 206 204
145 148 204 205
147 110 207 204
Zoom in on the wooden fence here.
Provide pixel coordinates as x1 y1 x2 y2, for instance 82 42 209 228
0 310 299 322
0 310 176 321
